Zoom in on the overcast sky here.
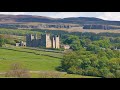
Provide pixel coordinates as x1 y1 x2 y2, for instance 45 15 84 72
0 12 120 21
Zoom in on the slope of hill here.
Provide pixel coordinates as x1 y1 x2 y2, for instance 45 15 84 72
0 14 120 30
0 47 98 78
0 15 60 23
0 14 120 25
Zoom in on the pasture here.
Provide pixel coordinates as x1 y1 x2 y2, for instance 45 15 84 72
0 47 98 78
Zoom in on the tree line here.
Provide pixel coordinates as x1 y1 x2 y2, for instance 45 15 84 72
54 30 120 78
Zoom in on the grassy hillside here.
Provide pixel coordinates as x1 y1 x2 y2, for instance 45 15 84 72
0 15 120 26
0 47 98 78
32 27 120 33
0 28 41 36
0 47 61 72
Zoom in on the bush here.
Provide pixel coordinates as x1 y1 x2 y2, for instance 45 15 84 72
56 66 65 72
115 70 120 78
0 38 6 47
99 67 111 78
68 66 83 74
104 72 115 78
83 67 100 76
5 63 30 78
4 38 16 45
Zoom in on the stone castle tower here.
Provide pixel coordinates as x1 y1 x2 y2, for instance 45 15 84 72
45 33 52 48
26 33 60 49
52 35 60 49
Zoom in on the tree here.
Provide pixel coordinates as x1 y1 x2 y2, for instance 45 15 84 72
68 66 83 74
104 72 115 78
61 52 81 71
105 49 115 59
108 58 120 73
80 39 92 47
86 44 101 53
115 70 120 78
114 37 120 43
99 67 110 78
83 66 100 76
0 38 5 47
63 35 81 51
70 40 81 51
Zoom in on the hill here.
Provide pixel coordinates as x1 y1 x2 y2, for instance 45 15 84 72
0 14 119 25
0 15 59 23
0 15 120 30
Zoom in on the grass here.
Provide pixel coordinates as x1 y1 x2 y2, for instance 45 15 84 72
33 27 120 33
0 28 41 36
0 47 61 72
2 46 63 59
0 71 99 78
0 47 99 78
30 71 99 78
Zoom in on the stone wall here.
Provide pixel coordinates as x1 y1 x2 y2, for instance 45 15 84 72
55 35 60 49
45 33 52 48
52 37 55 48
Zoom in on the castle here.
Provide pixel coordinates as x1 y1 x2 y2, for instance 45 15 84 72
26 33 60 49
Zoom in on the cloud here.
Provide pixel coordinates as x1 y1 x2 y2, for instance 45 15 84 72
22 12 82 18
0 12 26 15
98 12 120 21
0 12 102 18
49 12 81 18
41 12 104 18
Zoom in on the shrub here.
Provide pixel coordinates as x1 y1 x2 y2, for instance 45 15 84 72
99 67 111 78
0 38 6 47
56 66 64 72
83 67 100 76
104 72 115 78
115 70 120 78
5 63 30 78
5 39 16 45
68 66 83 74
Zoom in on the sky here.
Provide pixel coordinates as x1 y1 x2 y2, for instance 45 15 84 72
0 12 120 21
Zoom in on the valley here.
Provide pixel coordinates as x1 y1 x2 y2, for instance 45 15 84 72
0 14 120 78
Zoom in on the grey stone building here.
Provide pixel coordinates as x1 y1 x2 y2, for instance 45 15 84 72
26 33 60 49
16 41 26 47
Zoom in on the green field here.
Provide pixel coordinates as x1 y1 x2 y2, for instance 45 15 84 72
0 47 99 78
0 47 61 72
0 28 41 36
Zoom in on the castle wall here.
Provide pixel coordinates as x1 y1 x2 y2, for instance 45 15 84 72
52 37 55 48
46 33 52 48
31 39 37 47
26 34 32 47
30 34 34 41
26 33 60 48
40 34 46 47
55 35 60 49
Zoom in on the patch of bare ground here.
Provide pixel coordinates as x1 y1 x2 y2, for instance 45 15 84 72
41 27 120 33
